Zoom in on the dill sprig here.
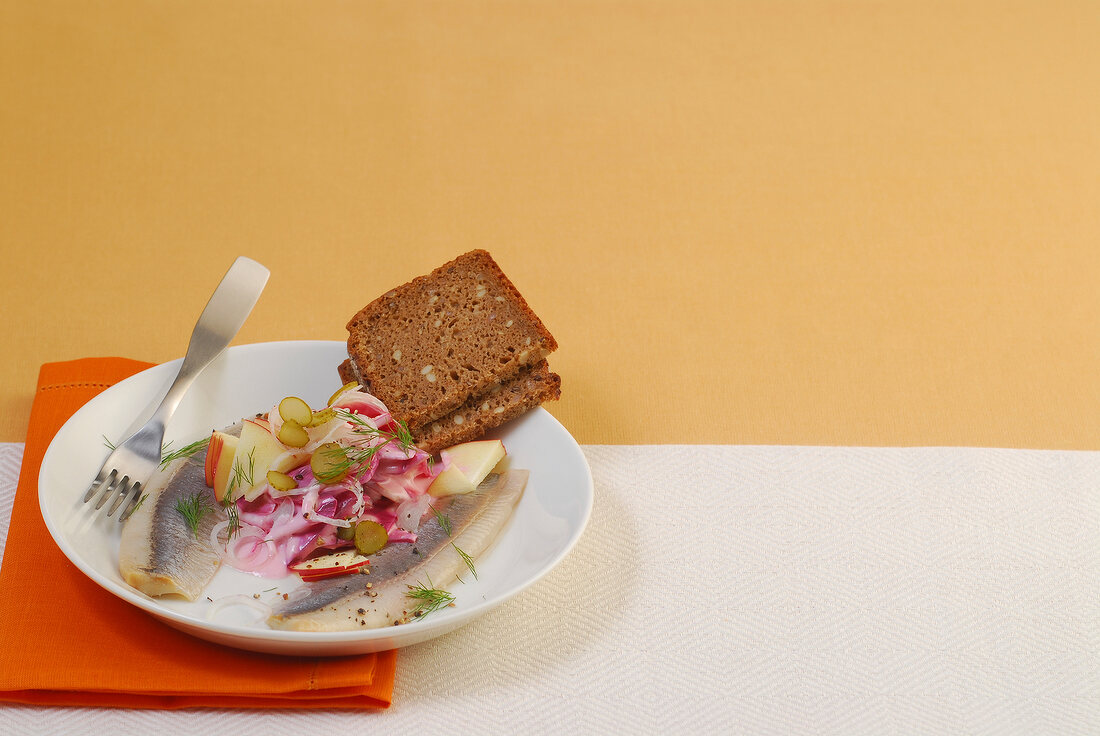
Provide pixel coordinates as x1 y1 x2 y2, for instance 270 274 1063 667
313 431 396 482
406 577 455 618
335 409 416 452
224 469 239 502
104 436 209 470
315 410 422 484
159 436 210 469
226 447 256 499
214 448 253 540
175 491 213 537
223 496 241 540
392 420 415 451
238 447 256 487
429 504 477 580
316 441 364 480
453 544 477 580
131 493 149 514
430 505 453 536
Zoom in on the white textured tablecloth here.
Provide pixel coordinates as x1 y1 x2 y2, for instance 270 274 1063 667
1 442 1098 735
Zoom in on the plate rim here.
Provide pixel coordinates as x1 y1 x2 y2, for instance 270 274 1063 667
38 340 593 647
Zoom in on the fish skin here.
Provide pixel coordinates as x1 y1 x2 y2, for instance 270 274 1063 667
118 449 223 600
268 470 528 631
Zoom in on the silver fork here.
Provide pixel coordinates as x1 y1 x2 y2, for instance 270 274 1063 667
83 256 270 521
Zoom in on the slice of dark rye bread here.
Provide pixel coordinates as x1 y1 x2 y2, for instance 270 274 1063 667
411 361 560 453
344 249 558 429
338 359 560 454
336 356 558 453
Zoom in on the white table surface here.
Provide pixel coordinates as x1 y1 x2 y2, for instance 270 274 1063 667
1 442 1097 735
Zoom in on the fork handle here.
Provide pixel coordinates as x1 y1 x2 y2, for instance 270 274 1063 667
145 256 270 431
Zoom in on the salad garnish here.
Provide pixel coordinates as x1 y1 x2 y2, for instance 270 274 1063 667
191 384 511 625
431 504 477 580
431 505 452 536
159 436 211 470
453 544 477 581
176 491 213 537
321 409 417 477
406 577 456 618
222 493 241 541
204 388 441 579
228 447 256 497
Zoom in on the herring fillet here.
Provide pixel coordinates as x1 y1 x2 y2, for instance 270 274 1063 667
267 470 528 631
118 449 222 600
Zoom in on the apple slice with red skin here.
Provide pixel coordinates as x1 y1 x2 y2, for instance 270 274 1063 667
203 432 220 486
296 563 369 582
204 431 240 502
298 568 365 583
289 549 371 581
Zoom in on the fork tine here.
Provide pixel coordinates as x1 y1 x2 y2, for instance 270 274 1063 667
116 482 144 522
94 474 125 510
105 477 129 516
83 468 115 503
107 478 138 518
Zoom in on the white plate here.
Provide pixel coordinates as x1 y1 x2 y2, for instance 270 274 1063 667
38 341 592 656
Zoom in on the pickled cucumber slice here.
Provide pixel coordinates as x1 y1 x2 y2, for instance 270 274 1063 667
311 441 349 483
278 419 310 448
308 407 336 427
328 381 358 406
336 522 356 541
354 520 388 555
278 396 313 426
267 470 298 492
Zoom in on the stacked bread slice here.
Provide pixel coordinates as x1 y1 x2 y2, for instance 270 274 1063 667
341 250 561 453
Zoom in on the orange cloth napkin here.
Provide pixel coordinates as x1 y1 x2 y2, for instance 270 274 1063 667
0 358 396 709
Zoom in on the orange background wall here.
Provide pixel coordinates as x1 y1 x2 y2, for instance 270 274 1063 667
3 2 1099 448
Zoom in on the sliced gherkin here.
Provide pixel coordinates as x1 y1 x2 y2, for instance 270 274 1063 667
277 419 309 448
311 441 349 483
278 396 313 426
328 381 358 406
266 470 298 492
354 520 388 555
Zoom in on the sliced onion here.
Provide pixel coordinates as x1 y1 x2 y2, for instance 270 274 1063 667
209 520 230 552
262 492 303 539
333 390 390 418
277 482 315 497
304 510 352 527
227 533 276 571
283 586 313 605
206 594 273 622
267 401 284 439
344 477 366 516
300 484 321 515
303 417 357 453
395 493 430 533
